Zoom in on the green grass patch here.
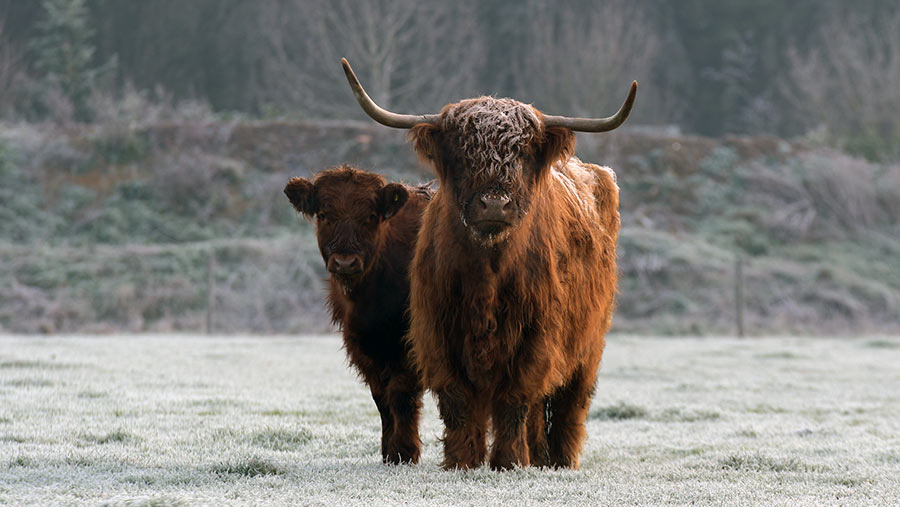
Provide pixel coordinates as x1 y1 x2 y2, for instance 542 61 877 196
65 455 98 467
81 429 139 445
100 495 190 507
864 339 900 349
746 403 788 414
250 428 313 451
720 453 817 473
755 351 804 360
78 390 109 399
211 456 285 477
5 378 54 388
590 402 648 421
7 455 33 468
657 408 721 422
0 359 75 369
260 409 307 417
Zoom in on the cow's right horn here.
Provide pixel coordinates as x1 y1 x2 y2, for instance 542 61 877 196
341 58 440 129
542 81 638 132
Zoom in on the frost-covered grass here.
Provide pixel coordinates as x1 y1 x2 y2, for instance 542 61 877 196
1 334 899 506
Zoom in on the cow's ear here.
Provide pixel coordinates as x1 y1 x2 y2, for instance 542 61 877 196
377 183 409 220
408 124 446 179
539 126 576 171
284 177 317 217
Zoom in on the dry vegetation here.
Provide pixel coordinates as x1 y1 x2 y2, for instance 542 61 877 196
1 117 899 335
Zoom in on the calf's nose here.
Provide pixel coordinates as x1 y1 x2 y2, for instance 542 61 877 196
328 254 362 275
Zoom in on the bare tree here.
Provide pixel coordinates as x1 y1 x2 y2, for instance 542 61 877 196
282 0 486 118
516 0 680 126
785 7 900 160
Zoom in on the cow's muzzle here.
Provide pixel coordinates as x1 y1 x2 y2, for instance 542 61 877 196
470 191 516 235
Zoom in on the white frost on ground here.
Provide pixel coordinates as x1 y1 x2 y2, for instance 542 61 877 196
1 334 899 506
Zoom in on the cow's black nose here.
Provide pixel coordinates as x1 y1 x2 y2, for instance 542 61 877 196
479 193 512 214
474 192 516 224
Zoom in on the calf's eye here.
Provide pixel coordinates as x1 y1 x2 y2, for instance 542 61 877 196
317 213 327 222
369 213 378 222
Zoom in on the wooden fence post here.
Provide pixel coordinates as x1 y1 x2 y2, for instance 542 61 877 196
735 255 744 338
206 249 215 335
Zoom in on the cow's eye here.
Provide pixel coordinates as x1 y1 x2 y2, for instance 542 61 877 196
317 213 327 223
369 213 378 223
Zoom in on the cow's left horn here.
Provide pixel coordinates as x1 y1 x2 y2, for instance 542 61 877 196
341 58 440 129
542 81 638 132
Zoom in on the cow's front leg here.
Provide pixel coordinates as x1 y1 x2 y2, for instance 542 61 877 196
489 393 530 470
527 397 551 467
547 366 598 469
436 383 488 470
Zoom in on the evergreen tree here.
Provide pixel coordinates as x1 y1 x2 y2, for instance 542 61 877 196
30 0 97 121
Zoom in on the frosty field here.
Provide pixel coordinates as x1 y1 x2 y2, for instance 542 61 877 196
1 335 899 506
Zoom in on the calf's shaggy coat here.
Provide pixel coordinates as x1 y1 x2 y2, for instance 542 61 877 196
284 165 432 464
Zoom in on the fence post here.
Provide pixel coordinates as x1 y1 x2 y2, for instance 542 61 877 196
735 255 744 338
206 248 215 335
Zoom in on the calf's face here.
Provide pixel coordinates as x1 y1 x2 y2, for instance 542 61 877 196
284 168 408 289
409 97 574 246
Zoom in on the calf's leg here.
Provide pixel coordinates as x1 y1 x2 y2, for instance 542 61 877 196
384 377 423 464
369 386 395 463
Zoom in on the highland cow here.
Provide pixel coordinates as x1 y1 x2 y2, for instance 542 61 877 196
341 58 635 470
284 165 432 464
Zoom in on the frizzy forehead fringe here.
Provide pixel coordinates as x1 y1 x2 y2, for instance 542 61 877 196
440 97 542 180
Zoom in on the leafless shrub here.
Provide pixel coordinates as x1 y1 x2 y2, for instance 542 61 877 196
742 151 895 240
150 149 244 222
785 8 900 160
89 83 216 130
270 0 485 118
39 77 75 125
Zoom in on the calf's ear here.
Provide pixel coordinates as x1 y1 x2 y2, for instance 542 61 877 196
284 177 318 217
377 183 409 220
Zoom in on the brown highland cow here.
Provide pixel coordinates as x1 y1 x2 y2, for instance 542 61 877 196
284 165 432 464
341 59 635 470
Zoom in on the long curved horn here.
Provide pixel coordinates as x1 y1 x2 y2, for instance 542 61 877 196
341 58 440 129
542 81 638 132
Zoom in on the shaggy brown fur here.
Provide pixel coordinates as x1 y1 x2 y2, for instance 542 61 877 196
407 98 620 470
284 165 433 464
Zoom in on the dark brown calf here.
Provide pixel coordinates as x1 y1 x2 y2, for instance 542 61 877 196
284 165 432 464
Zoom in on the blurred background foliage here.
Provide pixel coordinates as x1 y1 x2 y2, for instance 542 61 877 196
0 0 898 335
